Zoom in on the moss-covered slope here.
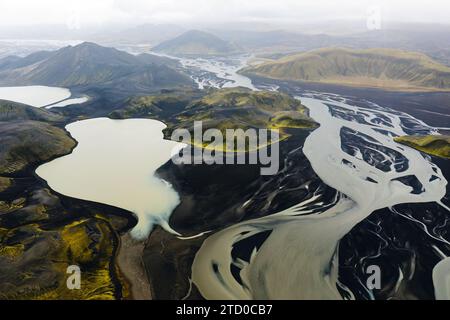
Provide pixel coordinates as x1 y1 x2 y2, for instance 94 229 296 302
242 48 450 91
110 87 318 152
394 135 450 159
0 100 64 122
0 121 76 175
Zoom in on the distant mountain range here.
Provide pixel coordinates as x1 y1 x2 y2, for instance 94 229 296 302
212 28 450 66
3 22 450 64
0 42 192 91
242 48 450 91
97 24 186 46
152 30 242 56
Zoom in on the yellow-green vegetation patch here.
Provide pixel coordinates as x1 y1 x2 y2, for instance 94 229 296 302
269 112 319 129
0 216 119 300
0 244 25 260
165 88 317 153
109 90 200 119
47 218 116 300
12 197 26 207
190 129 287 153
0 201 10 212
0 177 12 192
241 47 450 91
394 135 450 159
191 87 304 111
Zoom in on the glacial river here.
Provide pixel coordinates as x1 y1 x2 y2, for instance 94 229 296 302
191 92 450 299
148 51 257 90
32 55 450 299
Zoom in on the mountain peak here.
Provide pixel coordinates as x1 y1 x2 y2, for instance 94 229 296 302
182 29 215 37
153 29 241 56
0 42 192 89
75 41 103 49
64 41 112 54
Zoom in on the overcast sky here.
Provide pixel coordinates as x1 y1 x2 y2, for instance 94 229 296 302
0 0 449 29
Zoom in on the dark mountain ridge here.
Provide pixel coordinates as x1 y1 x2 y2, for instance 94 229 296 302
0 42 193 91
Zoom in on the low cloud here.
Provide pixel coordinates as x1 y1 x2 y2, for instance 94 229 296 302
0 0 449 28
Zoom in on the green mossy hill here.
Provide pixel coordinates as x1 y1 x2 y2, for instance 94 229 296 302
109 87 317 152
242 48 450 91
0 121 76 175
109 90 203 120
175 87 316 130
269 111 318 129
110 87 317 128
189 87 304 111
394 135 450 159
0 100 64 122
0 207 127 299
166 88 318 151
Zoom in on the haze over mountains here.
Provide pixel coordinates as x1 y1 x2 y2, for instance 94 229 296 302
0 42 192 91
96 24 186 46
152 30 242 56
2 27 450 94
149 25 450 65
242 47 450 91
213 27 450 65
2 20 450 67
3 20 450 62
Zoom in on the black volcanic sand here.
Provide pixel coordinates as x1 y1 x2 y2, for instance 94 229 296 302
340 156 450 300
0 110 138 299
276 78 450 300
144 129 338 299
0 170 136 299
255 77 450 299
2 80 448 300
251 76 450 128
144 79 450 300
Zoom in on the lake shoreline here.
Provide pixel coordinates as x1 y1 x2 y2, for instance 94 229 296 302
143 128 324 299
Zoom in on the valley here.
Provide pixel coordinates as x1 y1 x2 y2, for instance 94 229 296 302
0 24 449 302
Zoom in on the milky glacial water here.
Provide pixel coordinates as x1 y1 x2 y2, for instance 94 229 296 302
0 85 70 107
433 257 450 300
28 53 450 299
36 118 186 240
177 55 257 90
191 93 450 299
149 51 256 90
46 96 89 108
